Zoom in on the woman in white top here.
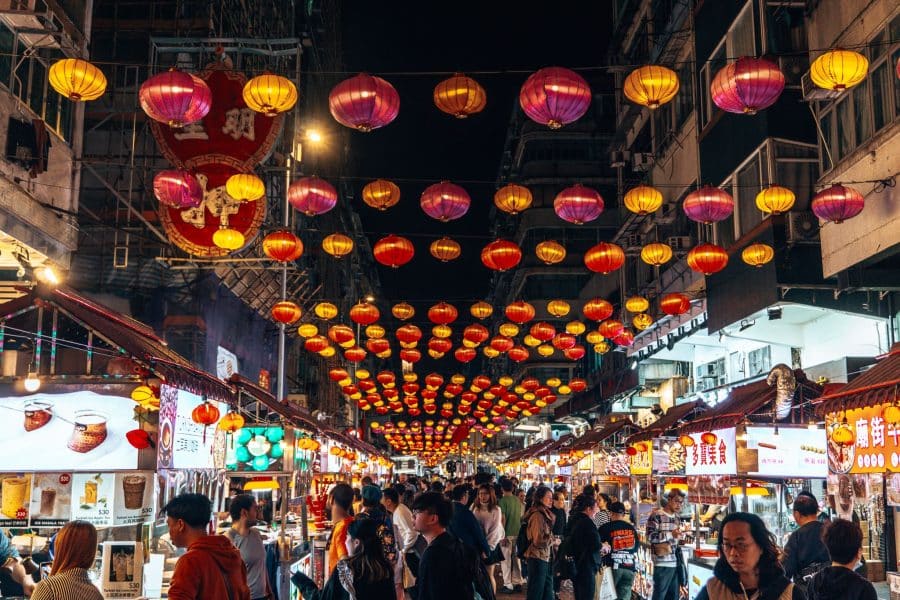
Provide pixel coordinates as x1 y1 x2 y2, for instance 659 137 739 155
471 483 504 593
32 520 103 600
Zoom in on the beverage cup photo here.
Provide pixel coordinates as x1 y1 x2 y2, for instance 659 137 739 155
1 477 28 518
39 488 56 515
23 401 53 432
67 411 108 453
122 475 146 510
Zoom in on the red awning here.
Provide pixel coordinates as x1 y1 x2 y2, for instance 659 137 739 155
815 343 900 415
625 400 707 445
678 370 822 435
570 419 636 452
542 433 576 454
520 438 558 459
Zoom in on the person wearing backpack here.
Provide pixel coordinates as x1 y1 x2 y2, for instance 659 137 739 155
561 494 601 600
783 493 830 596
523 486 555 600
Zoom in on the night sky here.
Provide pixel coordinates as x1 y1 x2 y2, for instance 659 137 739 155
332 2 615 309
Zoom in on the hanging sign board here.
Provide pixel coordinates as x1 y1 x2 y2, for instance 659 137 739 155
744 426 827 477
826 404 900 474
629 443 652 475
684 428 737 475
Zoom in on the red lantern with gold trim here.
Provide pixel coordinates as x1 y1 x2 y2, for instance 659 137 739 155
396 324 423 345
455 347 476 363
661 293 691 316
584 242 625 274
349 302 380 325
191 401 220 442
505 301 536 324
598 319 625 339
428 302 458 325
700 431 717 445
530 322 556 342
262 230 303 262
481 240 522 271
463 324 490 345
582 298 614 322
508 346 530 362
374 234 415 268
687 243 729 275
271 301 302 324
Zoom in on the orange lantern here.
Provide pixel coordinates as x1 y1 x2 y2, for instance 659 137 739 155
396 324 423 345
582 298 614 322
191 401 220 442
429 237 461 262
374 234 415 268
271 301 302 324
624 296 650 313
494 184 533 215
547 299 571 318
344 346 367 362
742 243 775 268
304 336 329 353
434 73 487 118
530 322 556 342
598 319 624 339
678 434 695 447
535 240 566 265
755 185 795 215
624 185 664 215
322 233 354 258
314 302 339 319
428 302 458 325
218 411 245 433
392 302 415 320
470 301 493 320
700 431 718 445
884 404 900 425
687 243 729 275
633 313 654 331
262 231 303 262
584 242 626 274
640 242 673 266
349 302 380 325
481 239 522 271
362 179 401 211
660 293 691 316
505 301 536 324
328 324 355 345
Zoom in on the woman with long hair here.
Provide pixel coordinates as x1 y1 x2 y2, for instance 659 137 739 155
31 521 103 600
471 483 504 593
523 486 556 600
326 483 355 577
696 512 804 600
562 494 601 600
293 518 395 600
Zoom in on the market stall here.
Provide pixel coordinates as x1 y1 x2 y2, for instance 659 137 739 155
567 418 638 500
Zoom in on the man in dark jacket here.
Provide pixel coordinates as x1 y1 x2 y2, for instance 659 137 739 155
412 492 477 600
807 519 876 600
783 493 831 592
563 494 602 600
599 502 640 600
448 485 490 557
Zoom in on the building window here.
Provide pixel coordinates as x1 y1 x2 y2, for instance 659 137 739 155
700 1 756 129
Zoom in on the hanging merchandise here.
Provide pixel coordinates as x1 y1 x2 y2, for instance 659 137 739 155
623 64 680 109
329 73 400 131
434 73 487 118
710 57 785 114
519 67 591 129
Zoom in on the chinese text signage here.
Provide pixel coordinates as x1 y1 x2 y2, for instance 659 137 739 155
684 428 737 475
629 444 652 475
826 404 900 474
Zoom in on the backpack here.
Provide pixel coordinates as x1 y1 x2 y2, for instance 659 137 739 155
515 520 530 560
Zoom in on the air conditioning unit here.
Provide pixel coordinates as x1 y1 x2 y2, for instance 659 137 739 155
632 152 655 172
624 233 644 251
610 150 631 168
801 70 841 102
667 235 693 251
787 211 820 242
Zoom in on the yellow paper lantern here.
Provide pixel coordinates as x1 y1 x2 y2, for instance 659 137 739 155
297 323 318 338
565 321 586 335
494 184 533 215
499 323 520 337
48 58 107 101
741 243 775 267
547 299 571 318
625 296 650 313
593 341 611 354
586 330 604 344
362 179 401 211
470 301 494 320
434 73 487 118
640 242 673 266
633 313 654 331
523 335 541 347
624 185 663 215
365 325 385 338
498 376 513 387
535 240 566 265
430 237 461 262
243 73 298 116
623 65 680 109
537 344 554 357
432 325 452 339
314 302 339 320
755 185 796 215
226 173 265 202
319 346 336 357
558 385 571 395
546 377 561 388
810 49 869 92
322 233 354 258
212 227 245 251
392 302 415 320
483 346 500 358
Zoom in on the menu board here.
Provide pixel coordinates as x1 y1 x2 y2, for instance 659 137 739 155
653 439 687 475
745 426 827 477
29 472 73 527
112 472 154 526
0 391 139 471
71 472 115 527
0 473 32 525
629 444 652 475
684 428 737 476
157 385 224 470
101 541 144 598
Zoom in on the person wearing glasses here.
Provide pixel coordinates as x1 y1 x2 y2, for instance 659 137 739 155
695 512 803 600
645 489 687 600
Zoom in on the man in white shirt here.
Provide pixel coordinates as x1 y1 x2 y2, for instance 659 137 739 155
383 486 418 599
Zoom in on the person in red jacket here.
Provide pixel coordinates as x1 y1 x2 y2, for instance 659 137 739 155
164 493 251 600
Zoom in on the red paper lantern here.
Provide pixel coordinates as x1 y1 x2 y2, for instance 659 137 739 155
598 319 625 339
683 186 735 224
582 298 614 322
428 302 458 325
344 346 367 362
191 401 220 427
613 329 635 347
564 345 586 360
271 301 302 324
374 234 415 268
366 338 391 354
463 324 490 345
508 346 530 362
288 176 338 216
660 293 691 316
481 240 522 271
687 243 729 275
304 336 329 353
505 301 536 324
329 368 349 381
400 348 422 363
455 347 477 363
700 431 718 445
126 429 153 449
490 336 514 353
569 378 587 393
327 325 355 345
153 170 202 208
811 184 865 224
262 230 304 262
519 67 591 129
329 73 400 132
554 184 605 224
711 57 785 114
420 181 471 221
396 324 423 344
584 242 625 274
349 302 380 325
425 373 444 388
139 69 211 127
530 322 556 342
428 338 453 354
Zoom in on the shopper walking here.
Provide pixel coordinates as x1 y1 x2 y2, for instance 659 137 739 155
498 479 525 594
292 518 396 600
224 494 273 600
31 521 102 600
472 483 504 593
449 485 491 557
523 486 555 600
411 492 477 600
562 493 601 600
356 485 399 568
164 493 251 600
806 519 877 600
598 502 639 600
645 489 686 600
783 493 830 595
383 487 418 598
550 490 567 596
695 512 802 600
593 493 612 528
327 483 355 576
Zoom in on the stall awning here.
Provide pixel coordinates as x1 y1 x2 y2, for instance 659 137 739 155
815 343 900 415
520 438 558 459
570 419 636 452
678 369 822 435
625 400 706 445
542 433 576 455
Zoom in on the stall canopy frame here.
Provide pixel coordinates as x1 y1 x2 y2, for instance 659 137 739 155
625 400 706 445
815 343 900 415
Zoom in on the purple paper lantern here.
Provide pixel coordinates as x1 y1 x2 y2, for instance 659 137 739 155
554 184 605 224
288 176 338 216
329 73 400 132
139 69 211 127
683 186 735 223
711 57 785 115
812 184 865 224
153 170 202 208
519 67 591 129
420 181 471 222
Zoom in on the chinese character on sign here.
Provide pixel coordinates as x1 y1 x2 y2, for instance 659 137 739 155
222 108 256 141
172 121 209 141
856 418 870 449
888 423 900 446
718 440 727 464
871 416 885 448
691 444 699 467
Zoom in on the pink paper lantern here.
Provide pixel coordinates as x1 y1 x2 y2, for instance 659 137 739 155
329 73 400 132
812 184 865 224
519 67 591 129
139 70 211 127
554 184 605 224
683 186 735 224
288 176 338 216
711 57 785 115
153 170 202 208
420 181 471 222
